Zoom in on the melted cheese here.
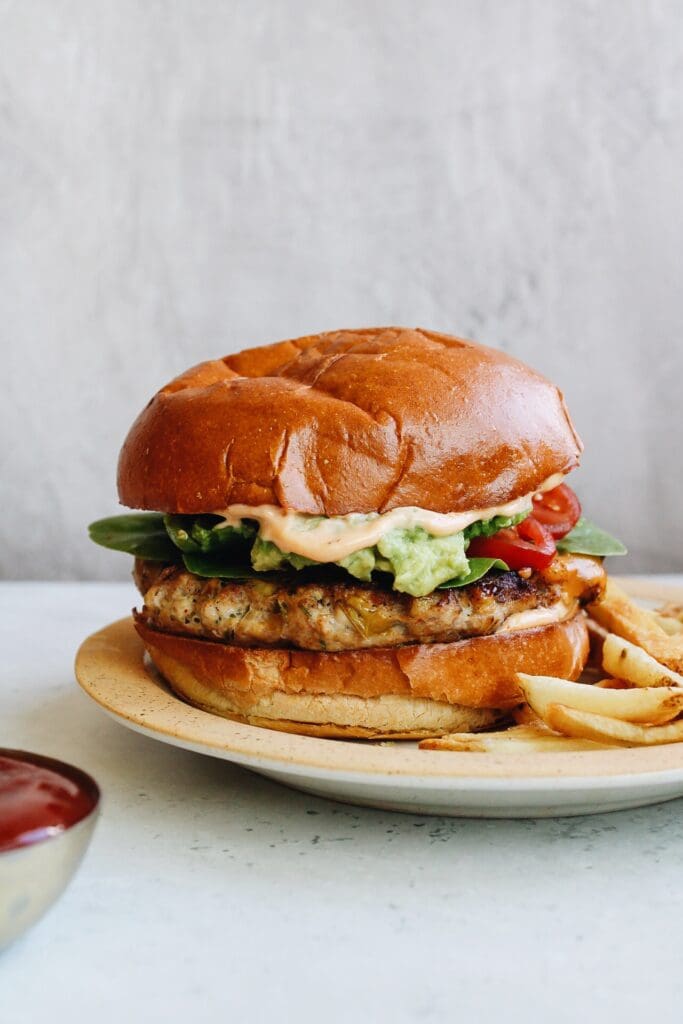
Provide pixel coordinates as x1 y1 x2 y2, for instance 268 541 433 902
214 473 564 563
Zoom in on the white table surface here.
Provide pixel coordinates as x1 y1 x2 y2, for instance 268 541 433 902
3 580 683 1023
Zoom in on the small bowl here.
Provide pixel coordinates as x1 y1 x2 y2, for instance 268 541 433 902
0 749 100 950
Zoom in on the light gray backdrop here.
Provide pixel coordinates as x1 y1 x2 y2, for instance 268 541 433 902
2 0 682 580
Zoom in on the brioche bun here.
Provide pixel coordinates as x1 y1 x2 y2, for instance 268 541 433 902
134 612 589 740
118 327 591 741
118 327 581 517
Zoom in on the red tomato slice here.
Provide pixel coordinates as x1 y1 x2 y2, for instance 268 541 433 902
532 484 581 539
467 516 557 571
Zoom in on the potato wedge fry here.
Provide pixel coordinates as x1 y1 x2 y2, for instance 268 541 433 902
602 633 683 689
589 580 683 672
546 703 683 747
517 672 683 724
419 725 609 752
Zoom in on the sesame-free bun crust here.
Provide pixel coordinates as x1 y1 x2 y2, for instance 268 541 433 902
134 612 589 739
118 327 582 516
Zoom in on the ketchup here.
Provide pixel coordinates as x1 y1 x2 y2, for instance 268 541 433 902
0 752 99 852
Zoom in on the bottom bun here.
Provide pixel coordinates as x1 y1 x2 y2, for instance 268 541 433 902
134 612 589 740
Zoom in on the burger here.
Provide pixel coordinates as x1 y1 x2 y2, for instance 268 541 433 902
90 327 625 739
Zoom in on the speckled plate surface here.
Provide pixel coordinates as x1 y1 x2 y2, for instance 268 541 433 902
75 577 683 818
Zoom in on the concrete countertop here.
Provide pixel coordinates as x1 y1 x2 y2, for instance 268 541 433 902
3 581 683 1023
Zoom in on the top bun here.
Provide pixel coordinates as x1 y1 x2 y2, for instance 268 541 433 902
118 327 582 516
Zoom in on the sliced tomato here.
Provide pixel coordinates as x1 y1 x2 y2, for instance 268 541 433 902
467 516 557 571
532 484 581 539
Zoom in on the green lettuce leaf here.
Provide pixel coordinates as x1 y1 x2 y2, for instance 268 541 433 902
556 517 627 557
438 557 509 589
88 514 179 562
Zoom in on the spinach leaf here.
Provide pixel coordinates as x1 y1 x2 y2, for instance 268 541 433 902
164 514 255 555
181 551 274 580
556 517 627 557
438 557 509 589
88 514 179 562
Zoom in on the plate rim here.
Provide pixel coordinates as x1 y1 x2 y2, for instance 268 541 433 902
74 575 683 786
86 703 683 796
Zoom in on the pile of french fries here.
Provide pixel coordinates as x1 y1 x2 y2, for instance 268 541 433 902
420 581 683 753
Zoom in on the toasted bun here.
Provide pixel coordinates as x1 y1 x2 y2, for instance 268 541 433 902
118 327 581 516
134 612 589 739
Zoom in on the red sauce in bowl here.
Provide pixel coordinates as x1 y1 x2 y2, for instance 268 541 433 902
0 751 99 852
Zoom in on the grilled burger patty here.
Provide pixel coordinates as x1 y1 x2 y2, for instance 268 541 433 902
135 554 604 652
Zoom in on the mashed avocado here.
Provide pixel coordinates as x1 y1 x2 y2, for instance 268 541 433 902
253 529 467 596
251 512 527 597
374 527 469 596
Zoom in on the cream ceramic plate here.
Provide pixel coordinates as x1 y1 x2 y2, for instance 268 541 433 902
75 577 683 818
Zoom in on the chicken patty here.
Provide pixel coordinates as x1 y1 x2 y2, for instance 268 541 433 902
135 554 604 652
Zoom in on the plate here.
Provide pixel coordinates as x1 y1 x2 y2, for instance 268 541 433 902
75 577 683 818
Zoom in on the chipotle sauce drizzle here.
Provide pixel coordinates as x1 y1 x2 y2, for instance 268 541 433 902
0 752 98 852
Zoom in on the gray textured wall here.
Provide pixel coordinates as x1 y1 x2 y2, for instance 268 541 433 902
2 1 682 580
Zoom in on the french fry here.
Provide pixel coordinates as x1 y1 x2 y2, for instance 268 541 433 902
588 580 683 672
594 678 632 689
546 703 683 747
586 616 609 667
656 602 683 627
511 704 553 730
653 613 683 637
602 633 683 689
422 585 683 755
419 725 609 753
517 672 683 724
